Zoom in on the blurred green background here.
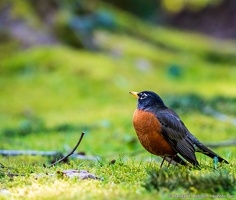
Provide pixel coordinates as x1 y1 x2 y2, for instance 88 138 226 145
0 0 236 162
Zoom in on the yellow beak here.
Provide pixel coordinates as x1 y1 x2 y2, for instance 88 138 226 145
129 91 139 99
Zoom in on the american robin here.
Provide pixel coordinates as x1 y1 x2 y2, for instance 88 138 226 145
130 91 229 167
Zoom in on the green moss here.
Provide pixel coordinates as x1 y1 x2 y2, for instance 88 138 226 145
0 159 235 200
144 166 236 194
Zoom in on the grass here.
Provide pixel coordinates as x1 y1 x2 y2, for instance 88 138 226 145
1 4 236 200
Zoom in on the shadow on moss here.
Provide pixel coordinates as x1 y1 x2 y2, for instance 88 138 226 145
143 167 236 194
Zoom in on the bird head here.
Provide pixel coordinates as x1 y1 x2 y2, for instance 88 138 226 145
129 91 166 110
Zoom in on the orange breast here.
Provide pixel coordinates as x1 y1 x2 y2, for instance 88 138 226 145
133 109 176 156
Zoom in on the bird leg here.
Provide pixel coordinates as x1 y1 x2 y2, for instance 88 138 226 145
167 156 175 167
160 156 166 168
160 155 176 168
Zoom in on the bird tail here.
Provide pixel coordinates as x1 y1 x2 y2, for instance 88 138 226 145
195 142 229 164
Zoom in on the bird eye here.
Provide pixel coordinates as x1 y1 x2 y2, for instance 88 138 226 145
140 93 148 99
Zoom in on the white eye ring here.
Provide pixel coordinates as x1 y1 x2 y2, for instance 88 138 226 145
140 93 148 99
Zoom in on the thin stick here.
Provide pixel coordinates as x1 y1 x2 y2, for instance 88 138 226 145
47 132 85 168
205 139 236 148
0 150 61 157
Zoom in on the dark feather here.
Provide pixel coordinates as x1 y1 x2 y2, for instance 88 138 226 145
154 109 199 165
154 108 228 165
189 134 229 164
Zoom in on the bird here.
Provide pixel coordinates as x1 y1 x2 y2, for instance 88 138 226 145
129 91 229 167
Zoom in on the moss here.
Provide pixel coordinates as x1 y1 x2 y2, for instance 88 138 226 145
0 159 235 200
144 166 236 194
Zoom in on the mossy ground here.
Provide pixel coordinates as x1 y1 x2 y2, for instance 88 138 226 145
0 5 236 200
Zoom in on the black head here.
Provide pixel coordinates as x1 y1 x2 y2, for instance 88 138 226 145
130 91 167 110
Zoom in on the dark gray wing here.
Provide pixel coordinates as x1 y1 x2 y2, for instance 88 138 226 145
155 109 199 166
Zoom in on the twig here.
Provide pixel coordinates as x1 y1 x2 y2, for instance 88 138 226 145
47 132 85 168
205 139 236 148
0 150 97 161
0 150 62 157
